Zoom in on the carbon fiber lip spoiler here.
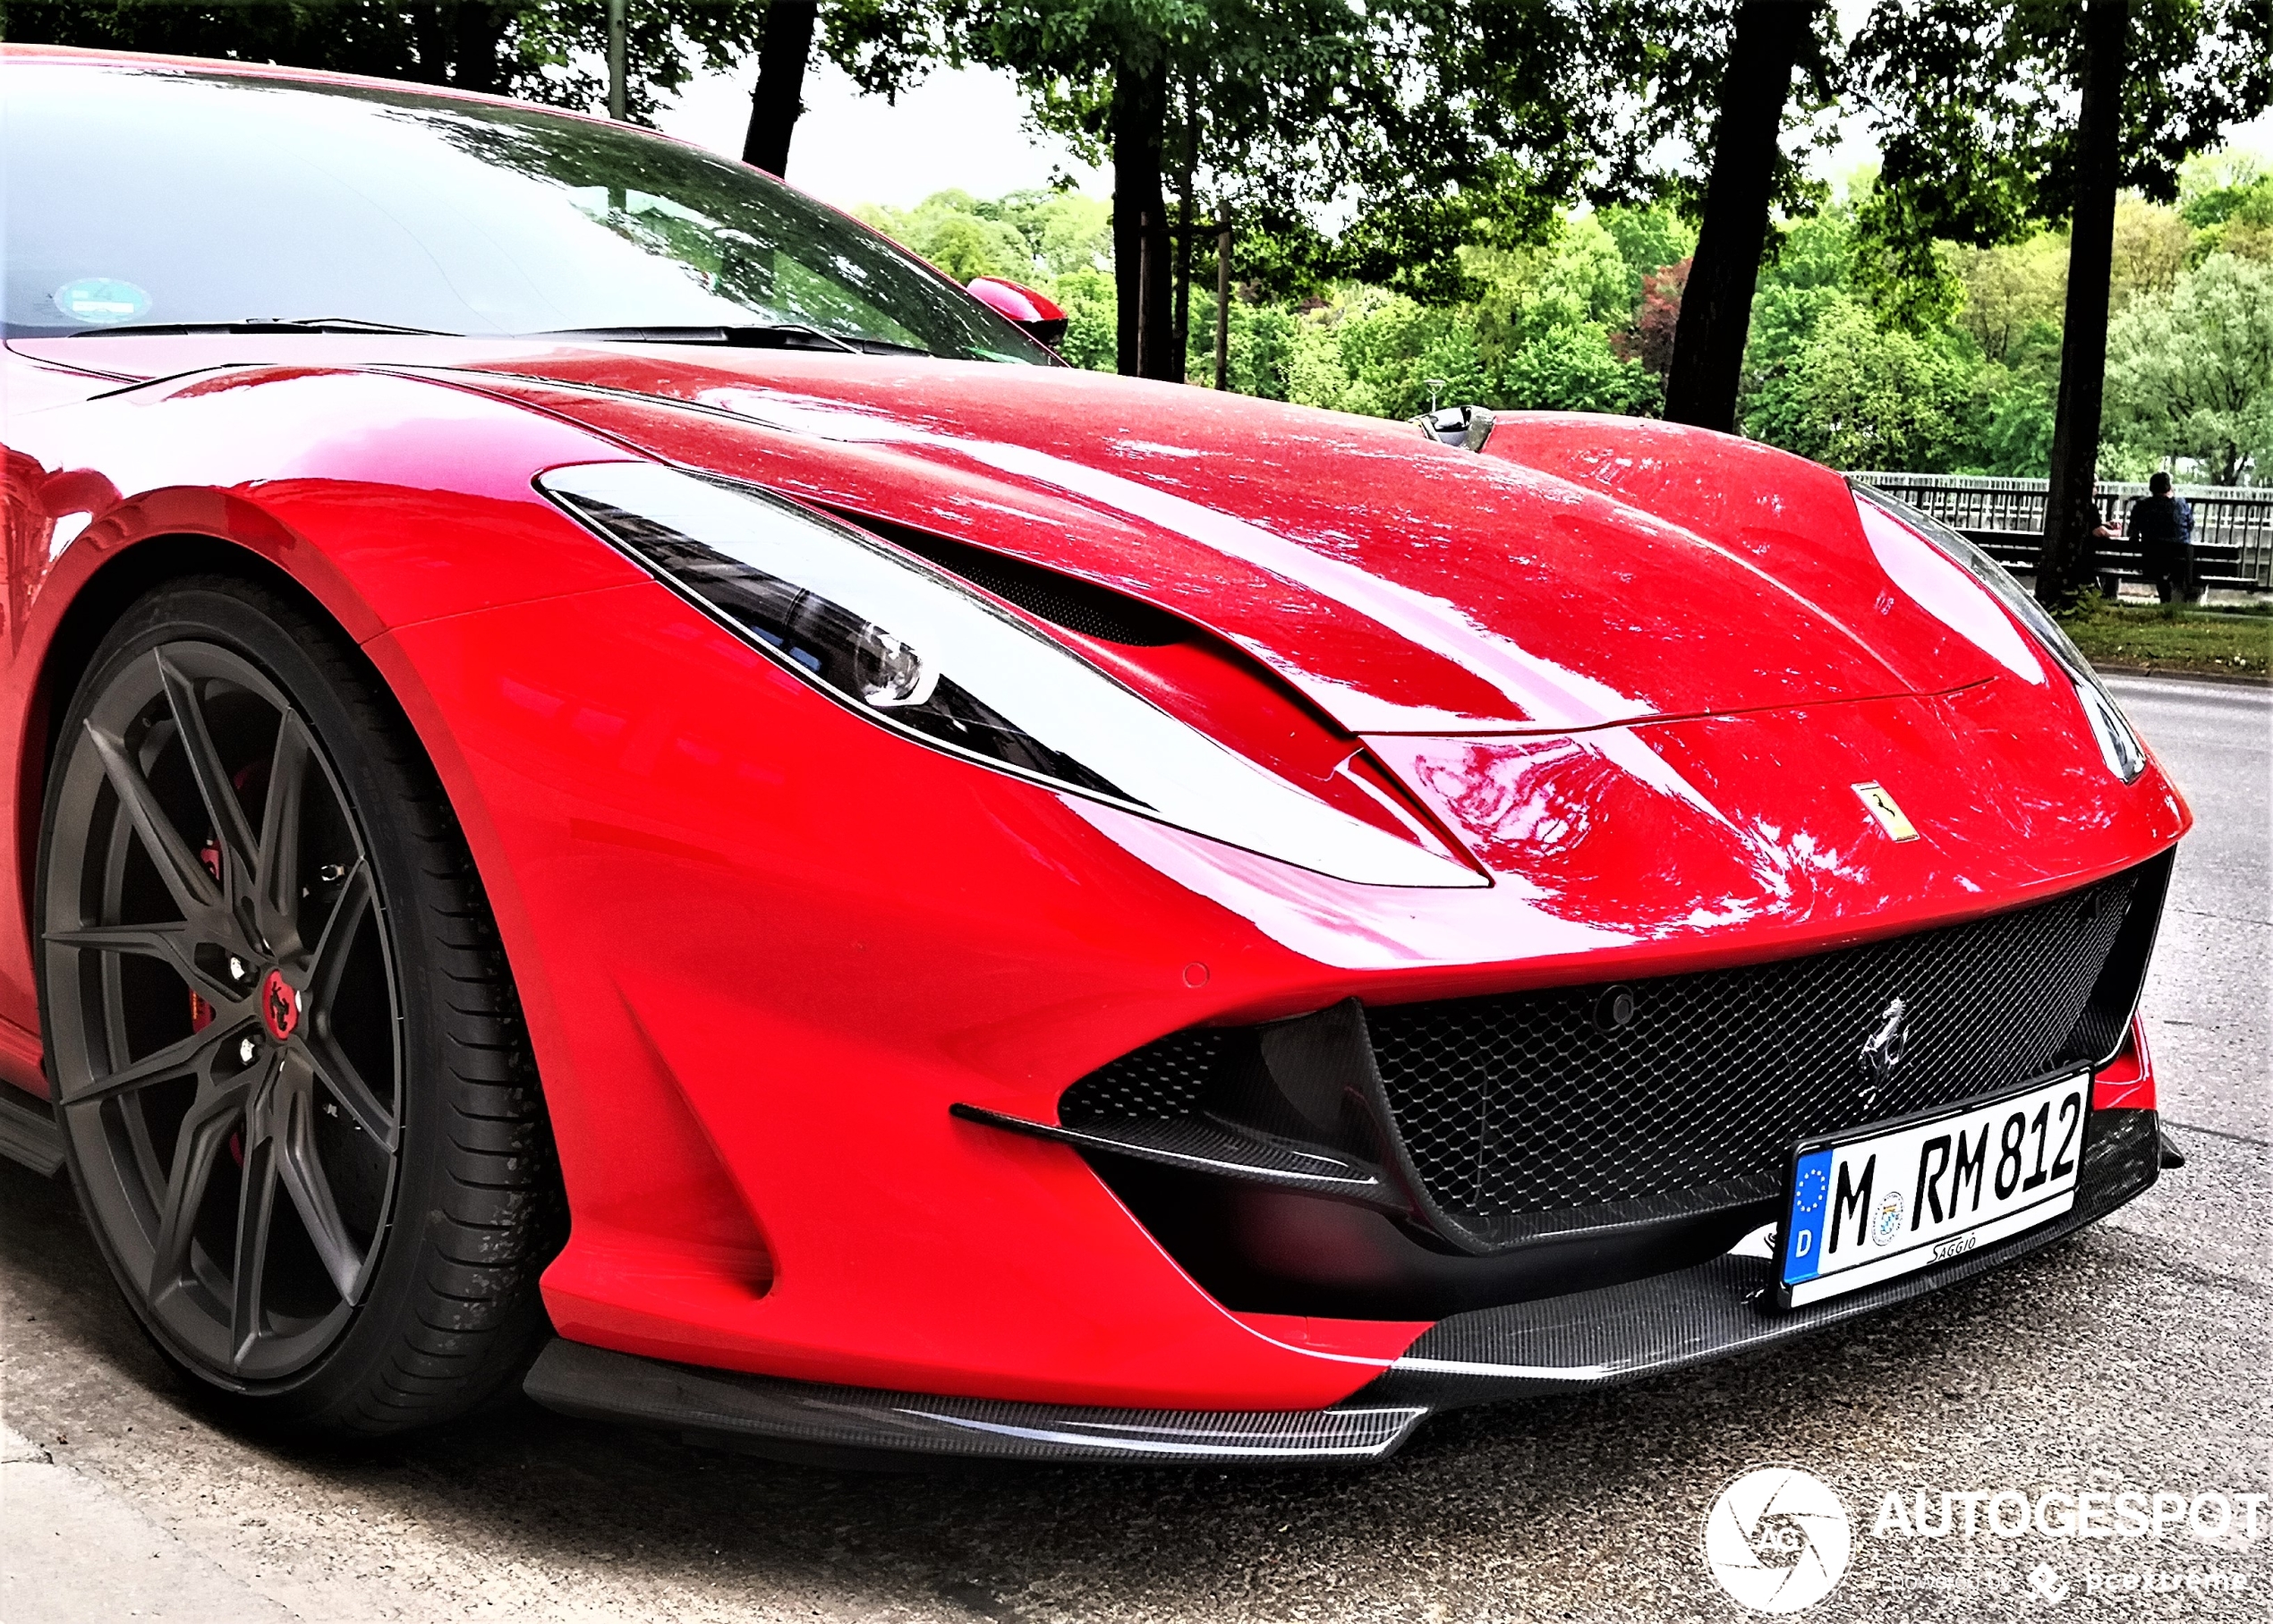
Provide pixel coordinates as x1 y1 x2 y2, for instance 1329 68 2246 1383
523 1110 2160 1467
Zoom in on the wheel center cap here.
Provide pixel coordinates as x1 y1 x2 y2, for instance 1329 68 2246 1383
260 969 302 1042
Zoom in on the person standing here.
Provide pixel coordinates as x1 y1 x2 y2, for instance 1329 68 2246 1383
2129 472 2198 603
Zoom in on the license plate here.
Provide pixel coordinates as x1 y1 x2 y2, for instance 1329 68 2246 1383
1777 1073 2089 1308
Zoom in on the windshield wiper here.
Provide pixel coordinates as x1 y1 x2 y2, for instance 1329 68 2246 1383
532 323 930 357
69 317 462 337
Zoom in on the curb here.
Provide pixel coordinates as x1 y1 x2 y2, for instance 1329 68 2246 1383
2091 662 2271 688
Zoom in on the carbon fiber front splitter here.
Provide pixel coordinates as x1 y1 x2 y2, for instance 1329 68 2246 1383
522 1110 2162 1466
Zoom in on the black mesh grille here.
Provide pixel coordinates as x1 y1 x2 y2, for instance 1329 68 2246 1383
1060 860 2166 1229
1062 1028 1224 1124
1369 870 2142 1218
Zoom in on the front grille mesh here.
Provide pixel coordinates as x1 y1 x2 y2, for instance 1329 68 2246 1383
1369 872 2138 1218
1061 1028 1224 1124
1060 865 2158 1222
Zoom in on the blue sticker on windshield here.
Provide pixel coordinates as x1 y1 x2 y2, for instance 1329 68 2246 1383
53 278 151 325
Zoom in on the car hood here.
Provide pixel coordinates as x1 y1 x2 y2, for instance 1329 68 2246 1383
109 339 2032 735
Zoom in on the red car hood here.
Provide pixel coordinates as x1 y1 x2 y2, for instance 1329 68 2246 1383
444 350 2028 735
29 336 2019 735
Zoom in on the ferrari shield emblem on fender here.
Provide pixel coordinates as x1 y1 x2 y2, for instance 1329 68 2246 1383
1852 782 1920 842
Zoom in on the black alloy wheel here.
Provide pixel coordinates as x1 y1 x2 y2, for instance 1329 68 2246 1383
39 578 558 1432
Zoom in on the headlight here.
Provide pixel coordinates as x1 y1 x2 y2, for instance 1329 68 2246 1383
1852 484 2147 783
539 461 1484 888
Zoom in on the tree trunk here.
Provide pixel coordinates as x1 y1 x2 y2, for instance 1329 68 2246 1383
447 4 513 93
405 3 454 87
2037 0 2129 606
1112 56 1176 379
1172 100 1198 378
1662 0 1818 432
1214 225 1231 390
743 0 819 175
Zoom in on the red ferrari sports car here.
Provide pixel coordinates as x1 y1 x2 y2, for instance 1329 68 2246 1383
0 47 2184 1463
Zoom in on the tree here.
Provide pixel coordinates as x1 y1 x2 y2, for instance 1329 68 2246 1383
2040 0 2127 604
2 0 766 124
2108 196 2192 304
2180 153 2273 260
1952 234 2068 362
2104 252 2273 483
1620 259 1689 376
751 0 968 178
1662 0 1836 432
1851 0 2273 600
1742 296 1975 469
742 0 817 174
932 3 1444 380
926 0 1664 382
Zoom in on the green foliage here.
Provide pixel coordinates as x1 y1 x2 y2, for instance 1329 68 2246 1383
1181 287 1298 395
856 192 1029 280
2179 152 2273 260
2110 197 2195 306
0 0 764 123
1596 203 1698 306
2055 598 2272 676
1977 376 2058 475
1050 264 1121 372
1852 0 2271 261
1280 287 1486 420
2103 252 2273 484
853 188 1112 285
1742 297 1976 470
1952 233 2068 362
859 166 2261 480
2179 152 2272 226
1495 322 1658 415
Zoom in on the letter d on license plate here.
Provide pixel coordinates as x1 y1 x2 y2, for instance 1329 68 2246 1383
1777 1073 2089 1308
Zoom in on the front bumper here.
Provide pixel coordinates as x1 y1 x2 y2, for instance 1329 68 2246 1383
524 1107 2162 1466
383 579 2185 1412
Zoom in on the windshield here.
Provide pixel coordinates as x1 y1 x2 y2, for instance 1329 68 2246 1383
0 63 1054 363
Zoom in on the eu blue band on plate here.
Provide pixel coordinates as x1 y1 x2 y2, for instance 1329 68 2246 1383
1783 1148 1833 1285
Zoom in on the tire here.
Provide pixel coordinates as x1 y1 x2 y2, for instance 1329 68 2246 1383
38 575 559 1434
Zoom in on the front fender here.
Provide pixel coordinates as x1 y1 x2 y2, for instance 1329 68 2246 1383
0 362 651 1064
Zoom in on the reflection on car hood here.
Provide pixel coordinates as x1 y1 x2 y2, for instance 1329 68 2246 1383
443 347 2013 735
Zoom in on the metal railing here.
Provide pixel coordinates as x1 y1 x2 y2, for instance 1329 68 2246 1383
1850 472 2273 592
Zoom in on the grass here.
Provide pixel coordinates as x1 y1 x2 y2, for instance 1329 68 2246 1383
2056 595 2273 680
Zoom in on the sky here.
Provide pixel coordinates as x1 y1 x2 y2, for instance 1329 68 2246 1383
655 55 2273 217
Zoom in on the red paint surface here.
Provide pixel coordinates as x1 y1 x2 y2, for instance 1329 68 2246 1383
965 276 1067 327
2091 1018 2156 1112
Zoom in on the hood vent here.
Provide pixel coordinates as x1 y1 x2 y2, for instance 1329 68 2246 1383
1415 404 1496 452
838 512 1190 647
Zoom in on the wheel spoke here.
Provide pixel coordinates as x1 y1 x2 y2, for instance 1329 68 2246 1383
83 721 225 920
305 1037 396 1150
253 710 314 940
147 1075 252 1297
154 651 259 897
276 1053 368 1303
61 1018 243 1110
306 860 371 1004
46 921 238 1007
229 1105 281 1362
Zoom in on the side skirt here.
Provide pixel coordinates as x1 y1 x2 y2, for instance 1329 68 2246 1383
0 1083 64 1178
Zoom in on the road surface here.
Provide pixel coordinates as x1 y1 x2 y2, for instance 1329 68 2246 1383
2 673 2265 1623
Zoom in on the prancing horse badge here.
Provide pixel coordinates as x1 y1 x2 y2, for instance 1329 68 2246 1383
1852 782 1920 842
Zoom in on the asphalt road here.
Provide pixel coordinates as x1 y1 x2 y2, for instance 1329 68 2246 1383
3 674 2265 1624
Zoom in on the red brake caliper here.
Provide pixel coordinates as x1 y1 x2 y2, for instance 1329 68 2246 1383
190 839 222 1034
